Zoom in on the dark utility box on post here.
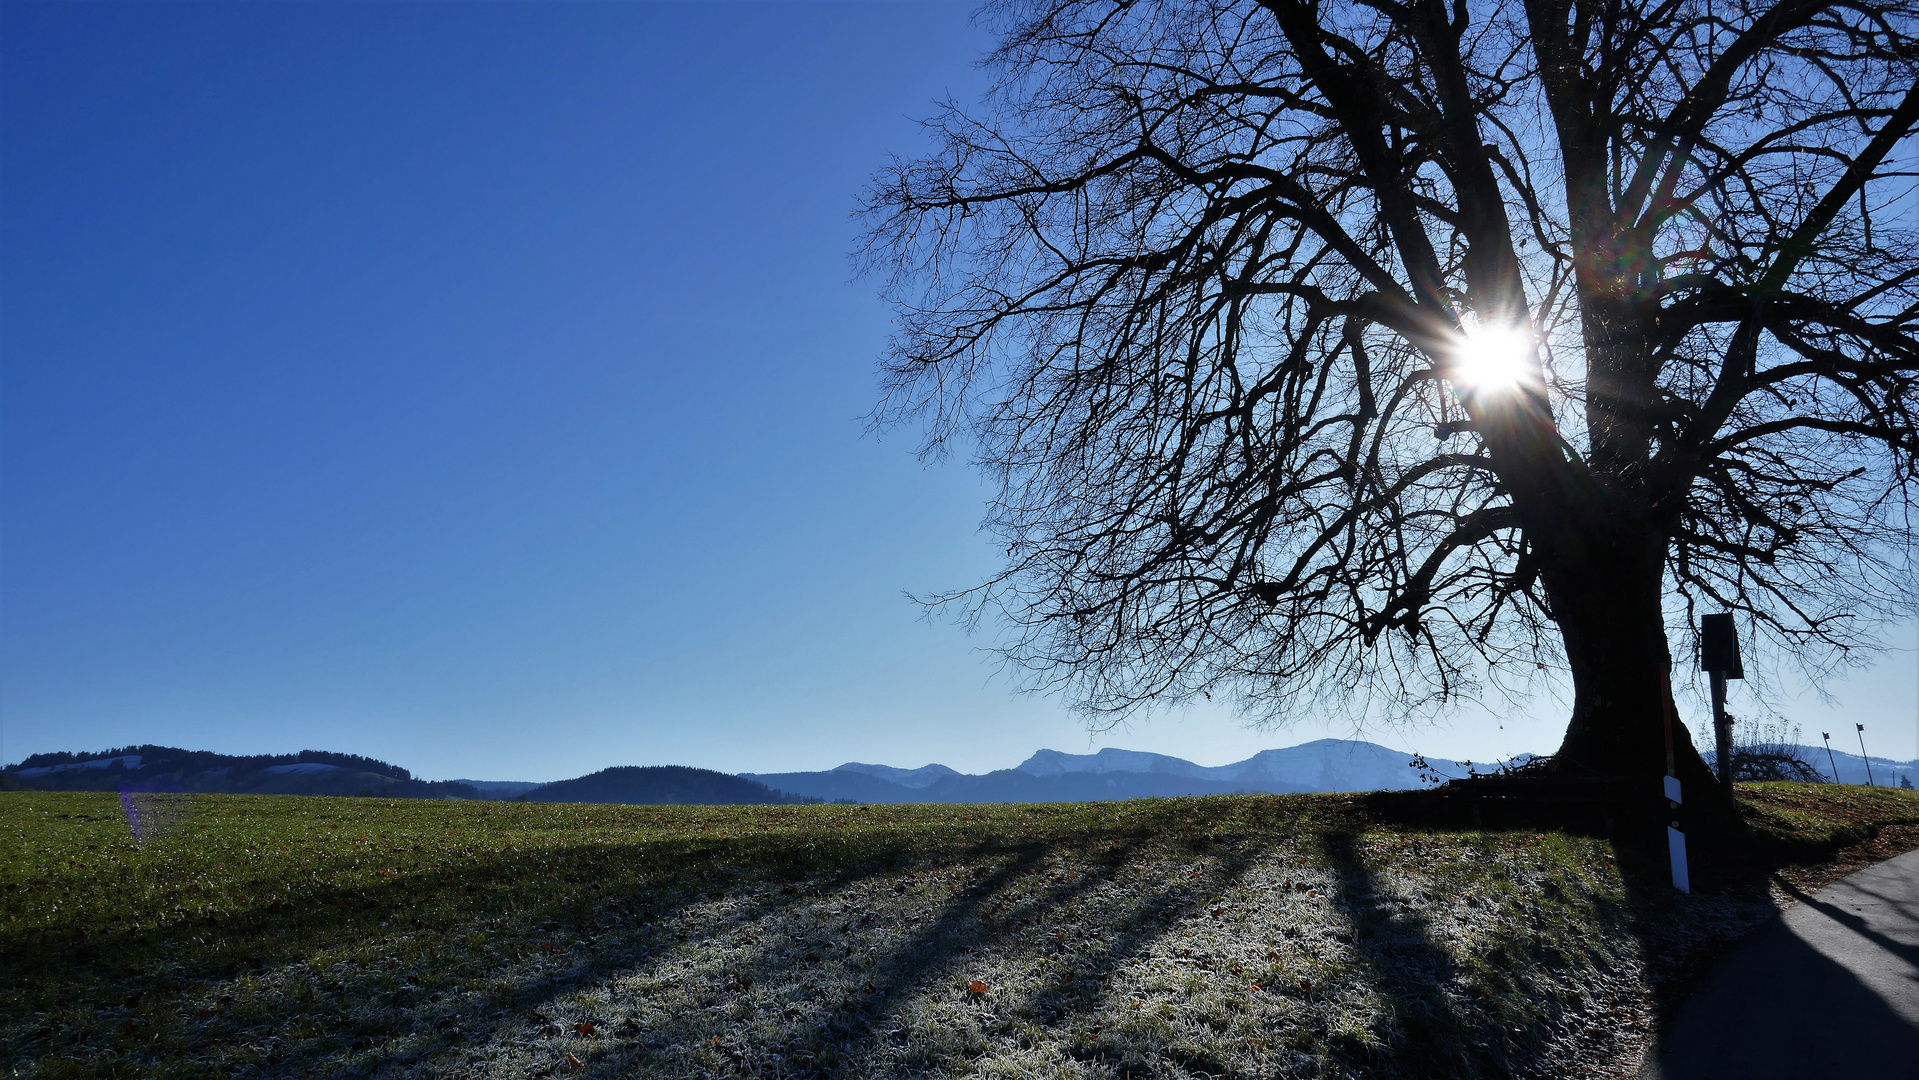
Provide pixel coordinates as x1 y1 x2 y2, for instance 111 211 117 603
1700 613 1744 678
1700 612 1744 804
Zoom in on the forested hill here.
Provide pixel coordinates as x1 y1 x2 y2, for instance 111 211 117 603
515 766 821 806
1 746 478 799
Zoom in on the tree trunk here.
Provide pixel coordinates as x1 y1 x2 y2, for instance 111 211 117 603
1538 526 1728 817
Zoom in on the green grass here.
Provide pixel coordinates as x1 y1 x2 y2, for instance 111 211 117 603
1733 782 1919 862
4 785 1914 1079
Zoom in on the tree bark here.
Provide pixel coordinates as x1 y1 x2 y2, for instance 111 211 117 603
1540 524 1727 816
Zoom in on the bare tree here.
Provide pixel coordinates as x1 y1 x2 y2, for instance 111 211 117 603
860 0 1919 802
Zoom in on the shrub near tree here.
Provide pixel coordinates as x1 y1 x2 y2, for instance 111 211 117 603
1709 717 1828 783
861 0 1919 813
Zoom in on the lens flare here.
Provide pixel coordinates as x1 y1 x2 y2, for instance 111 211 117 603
1451 326 1533 392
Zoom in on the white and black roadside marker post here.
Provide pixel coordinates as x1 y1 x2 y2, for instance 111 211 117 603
1701 613 1745 803
1664 772 1689 894
1662 681 1689 894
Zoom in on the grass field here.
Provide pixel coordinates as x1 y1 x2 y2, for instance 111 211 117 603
5 785 1917 1080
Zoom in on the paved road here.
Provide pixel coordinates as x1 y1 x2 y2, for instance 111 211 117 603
1639 846 1919 1079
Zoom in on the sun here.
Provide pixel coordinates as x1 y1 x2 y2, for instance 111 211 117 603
1451 325 1534 393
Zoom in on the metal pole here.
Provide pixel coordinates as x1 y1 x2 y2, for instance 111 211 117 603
1823 733 1841 783
1857 724 1875 787
1712 671 1734 797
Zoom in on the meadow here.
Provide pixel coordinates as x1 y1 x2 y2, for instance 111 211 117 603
5 785 1916 1080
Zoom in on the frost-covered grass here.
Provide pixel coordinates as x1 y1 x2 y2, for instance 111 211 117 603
4 785 1914 1080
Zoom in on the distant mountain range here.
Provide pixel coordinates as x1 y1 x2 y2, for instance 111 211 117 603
746 740 1485 803
7 737 1912 805
1758 743 1918 787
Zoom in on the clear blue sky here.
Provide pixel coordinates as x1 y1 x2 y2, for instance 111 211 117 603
3 1 1913 782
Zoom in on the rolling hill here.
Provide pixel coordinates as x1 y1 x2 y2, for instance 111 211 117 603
3 746 479 799
515 765 820 806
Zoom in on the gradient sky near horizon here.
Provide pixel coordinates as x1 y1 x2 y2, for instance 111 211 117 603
3 1 1915 783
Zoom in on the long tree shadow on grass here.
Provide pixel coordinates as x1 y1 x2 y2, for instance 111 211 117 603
752 829 1282 1080
5 806 1555 1080
1309 829 1639 1079
9 802 1267 1080
510 829 1240 1080
1315 831 1490 1077
326 820 1282 1079
3 824 989 1078
13 789 1826 1080
519 819 1632 1080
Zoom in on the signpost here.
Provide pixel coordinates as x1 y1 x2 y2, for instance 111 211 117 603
1700 614 1745 800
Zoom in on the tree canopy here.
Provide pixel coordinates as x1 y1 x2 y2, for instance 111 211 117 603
861 0 1918 781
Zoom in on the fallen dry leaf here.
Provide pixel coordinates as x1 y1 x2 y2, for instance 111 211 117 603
968 980 988 995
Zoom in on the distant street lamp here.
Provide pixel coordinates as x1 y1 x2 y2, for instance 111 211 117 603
1822 733 1841 784
1857 724 1875 787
